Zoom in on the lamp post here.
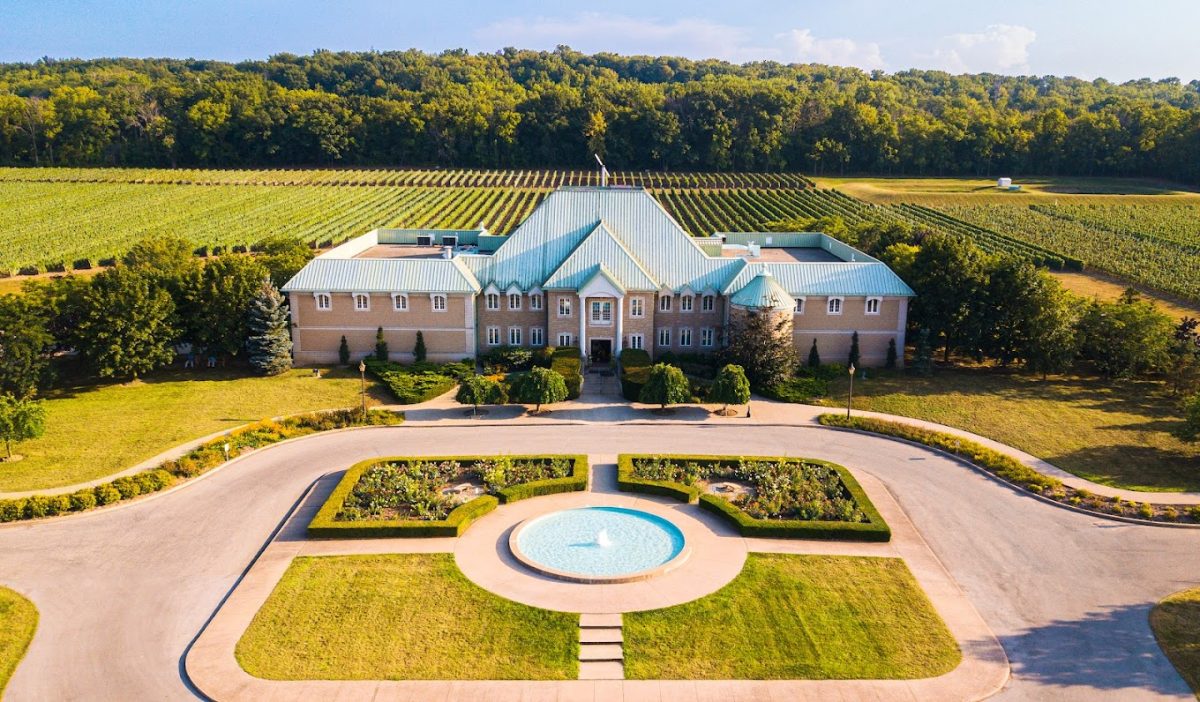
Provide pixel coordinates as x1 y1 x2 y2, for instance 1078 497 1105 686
358 359 367 417
846 363 856 419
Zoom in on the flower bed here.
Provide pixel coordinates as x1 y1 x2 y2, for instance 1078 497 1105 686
0 408 403 523
617 454 890 541
308 454 589 538
819 414 1200 525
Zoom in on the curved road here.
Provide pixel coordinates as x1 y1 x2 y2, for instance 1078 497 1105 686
1 424 1197 701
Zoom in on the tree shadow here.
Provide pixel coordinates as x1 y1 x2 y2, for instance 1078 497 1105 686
997 602 1192 696
1047 444 1200 492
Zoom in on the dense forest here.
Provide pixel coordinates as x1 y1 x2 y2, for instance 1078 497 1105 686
1 47 1200 182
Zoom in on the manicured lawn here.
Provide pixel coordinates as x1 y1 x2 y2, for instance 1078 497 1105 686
0 367 389 492
624 554 960 680
815 175 1200 203
1151 586 1200 698
0 586 38 696
235 554 578 680
822 367 1200 493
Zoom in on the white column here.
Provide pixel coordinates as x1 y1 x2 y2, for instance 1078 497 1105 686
578 295 587 358
614 295 624 357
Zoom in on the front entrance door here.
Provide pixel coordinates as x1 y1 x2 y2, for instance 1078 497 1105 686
589 339 612 365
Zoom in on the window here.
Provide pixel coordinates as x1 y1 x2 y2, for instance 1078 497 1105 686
530 327 545 347
353 293 370 311
679 327 693 346
314 293 331 311
508 293 521 310
701 328 714 347
486 326 501 346
827 297 843 315
701 295 715 312
865 297 882 315
508 327 522 346
558 297 572 317
392 294 408 312
657 327 671 347
557 333 573 347
530 294 543 311
590 300 612 324
680 296 694 313
794 297 806 315
432 295 446 311
659 295 672 312
485 293 500 310
628 333 644 350
630 297 645 318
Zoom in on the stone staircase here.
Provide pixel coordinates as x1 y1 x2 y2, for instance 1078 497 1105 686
578 613 624 680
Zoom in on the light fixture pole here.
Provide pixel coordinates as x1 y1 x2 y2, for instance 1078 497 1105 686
358 359 367 417
846 363 856 419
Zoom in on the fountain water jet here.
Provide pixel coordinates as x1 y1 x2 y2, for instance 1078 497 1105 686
596 529 612 548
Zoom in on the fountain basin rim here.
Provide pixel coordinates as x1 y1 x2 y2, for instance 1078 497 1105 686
508 505 692 584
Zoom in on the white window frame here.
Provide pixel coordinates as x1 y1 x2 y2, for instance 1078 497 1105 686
508 293 521 310
680 295 694 313
557 332 573 347
659 295 672 312
486 326 501 346
679 327 693 347
353 293 370 312
485 293 500 311
827 296 844 315
657 327 671 347
431 294 447 312
530 327 545 347
628 333 644 350
557 296 572 317
629 297 645 318
701 294 715 312
794 297 806 315
590 300 613 325
391 293 408 312
314 292 332 311
701 327 714 347
508 326 522 346
530 294 543 311
865 297 882 315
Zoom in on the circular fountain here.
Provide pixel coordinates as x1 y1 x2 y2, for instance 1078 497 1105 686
508 506 690 583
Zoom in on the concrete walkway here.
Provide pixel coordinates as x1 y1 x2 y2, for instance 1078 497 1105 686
183 457 1009 701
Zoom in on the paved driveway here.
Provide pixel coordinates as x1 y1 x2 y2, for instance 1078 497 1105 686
1 424 1197 701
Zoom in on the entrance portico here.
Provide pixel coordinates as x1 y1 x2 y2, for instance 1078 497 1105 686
575 265 626 364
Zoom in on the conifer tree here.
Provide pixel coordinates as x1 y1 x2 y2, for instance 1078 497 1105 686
414 331 427 362
246 281 293 376
848 331 861 368
338 335 350 365
885 338 898 369
807 339 821 368
374 326 388 362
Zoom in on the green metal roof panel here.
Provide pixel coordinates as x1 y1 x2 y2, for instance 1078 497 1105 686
729 271 795 310
376 228 484 245
724 261 914 297
542 222 659 291
281 258 481 294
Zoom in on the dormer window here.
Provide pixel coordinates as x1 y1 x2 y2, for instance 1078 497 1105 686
659 295 672 312
701 294 715 312
530 293 543 311
508 293 521 310
680 295 694 313
865 297 882 315
485 293 500 310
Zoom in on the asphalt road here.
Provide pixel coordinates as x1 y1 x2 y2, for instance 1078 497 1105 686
1 424 1197 701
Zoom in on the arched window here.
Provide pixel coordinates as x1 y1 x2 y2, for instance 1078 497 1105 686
827 297 843 315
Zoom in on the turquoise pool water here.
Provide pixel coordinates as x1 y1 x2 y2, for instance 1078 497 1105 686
513 506 686 579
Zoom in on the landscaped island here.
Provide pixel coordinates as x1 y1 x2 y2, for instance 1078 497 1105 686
0 586 37 696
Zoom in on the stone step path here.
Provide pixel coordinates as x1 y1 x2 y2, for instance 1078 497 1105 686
578 613 624 680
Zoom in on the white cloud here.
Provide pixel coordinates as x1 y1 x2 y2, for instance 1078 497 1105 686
777 29 885 71
924 24 1037 74
475 14 885 69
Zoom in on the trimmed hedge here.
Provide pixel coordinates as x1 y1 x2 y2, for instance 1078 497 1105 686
550 348 583 400
619 348 653 401
616 453 891 541
0 408 403 524
308 454 589 538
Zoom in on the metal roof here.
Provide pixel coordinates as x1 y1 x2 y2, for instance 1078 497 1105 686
729 270 795 310
542 222 659 291
281 257 481 294
723 261 915 298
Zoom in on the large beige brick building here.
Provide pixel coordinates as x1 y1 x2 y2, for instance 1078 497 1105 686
282 186 913 366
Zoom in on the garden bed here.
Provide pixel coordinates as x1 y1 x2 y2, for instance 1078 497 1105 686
363 359 471 404
308 454 589 538
617 454 890 541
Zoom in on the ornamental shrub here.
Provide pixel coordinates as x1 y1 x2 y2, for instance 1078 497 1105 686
0 499 23 522
638 363 691 409
69 489 97 511
112 476 141 500
94 483 121 505
23 495 51 518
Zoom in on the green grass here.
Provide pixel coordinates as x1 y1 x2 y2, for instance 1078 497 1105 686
814 175 1200 203
235 554 578 680
821 367 1200 493
624 554 960 679
1151 586 1200 699
0 586 38 696
0 366 389 493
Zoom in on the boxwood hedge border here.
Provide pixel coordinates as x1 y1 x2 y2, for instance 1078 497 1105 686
307 454 589 538
616 453 891 541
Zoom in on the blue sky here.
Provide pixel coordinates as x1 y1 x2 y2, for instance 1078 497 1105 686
2 0 1198 81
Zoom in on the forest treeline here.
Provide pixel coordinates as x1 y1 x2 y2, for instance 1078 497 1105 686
2 47 1200 181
